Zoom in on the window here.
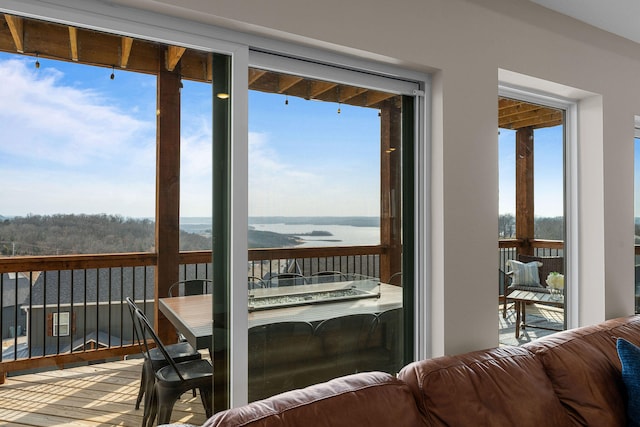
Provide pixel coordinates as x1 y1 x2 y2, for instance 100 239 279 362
498 96 567 344
53 312 70 337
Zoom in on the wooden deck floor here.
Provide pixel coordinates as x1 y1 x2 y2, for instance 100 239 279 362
0 358 208 427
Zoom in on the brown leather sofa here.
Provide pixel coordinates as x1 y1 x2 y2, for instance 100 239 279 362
182 315 640 427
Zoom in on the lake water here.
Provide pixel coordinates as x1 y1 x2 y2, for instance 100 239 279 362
180 217 380 247
249 223 380 247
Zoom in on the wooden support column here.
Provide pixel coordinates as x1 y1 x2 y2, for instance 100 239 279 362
380 100 403 283
155 62 181 344
515 127 535 255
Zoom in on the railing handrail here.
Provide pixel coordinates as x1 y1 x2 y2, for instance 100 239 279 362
0 252 157 273
0 246 386 273
498 238 564 250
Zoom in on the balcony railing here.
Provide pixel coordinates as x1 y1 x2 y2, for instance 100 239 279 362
0 245 385 380
498 239 564 273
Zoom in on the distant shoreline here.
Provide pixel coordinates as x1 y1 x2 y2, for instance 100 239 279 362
179 216 381 228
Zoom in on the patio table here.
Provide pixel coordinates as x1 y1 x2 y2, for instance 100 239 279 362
507 289 564 338
159 281 402 350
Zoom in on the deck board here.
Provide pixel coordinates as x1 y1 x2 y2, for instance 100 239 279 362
0 358 208 427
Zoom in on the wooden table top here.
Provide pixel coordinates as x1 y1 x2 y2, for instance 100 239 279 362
159 282 402 350
507 289 564 306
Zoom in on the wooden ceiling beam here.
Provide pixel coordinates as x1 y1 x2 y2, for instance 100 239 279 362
499 97 563 130
0 14 399 110
365 91 396 107
121 37 133 68
499 103 545 120
501 111 563 130
4 14 24 53
278 74 304 93
68 27 78 61
309 81 338 98
338 86 368 103
166 45 185 72
249 68 267 85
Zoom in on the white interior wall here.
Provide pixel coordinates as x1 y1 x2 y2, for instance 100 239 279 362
5 0 640 355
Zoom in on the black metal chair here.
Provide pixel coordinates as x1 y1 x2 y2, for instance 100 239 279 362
248 276 267 290
130 299 213 427
372 307 404 374
314 313 377 380
125 297 202 427
168 278 213 297
387 271 403 286
248 321 317 401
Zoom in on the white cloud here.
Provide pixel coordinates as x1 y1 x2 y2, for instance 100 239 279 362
0 58 154 167
180 119 213 216
0 58 156 216
248 132 379 216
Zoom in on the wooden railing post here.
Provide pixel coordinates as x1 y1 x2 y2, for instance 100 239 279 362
380 100 403 283
155 58 182 344
516 127 534 256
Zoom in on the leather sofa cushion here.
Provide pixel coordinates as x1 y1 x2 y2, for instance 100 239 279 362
203 371 425 427
398 346 572 427
524 315 640 427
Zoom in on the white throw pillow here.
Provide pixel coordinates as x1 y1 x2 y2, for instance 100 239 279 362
508 260 543 287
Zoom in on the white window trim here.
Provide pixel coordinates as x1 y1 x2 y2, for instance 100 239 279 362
53 311 70 337
498 84 579 330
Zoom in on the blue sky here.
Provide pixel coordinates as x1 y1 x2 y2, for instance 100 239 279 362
0 50 583 220
499 126 565 218
0 52 382 218
248 91 381 217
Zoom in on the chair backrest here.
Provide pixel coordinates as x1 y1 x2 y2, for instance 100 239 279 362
517 254 564 285
248 321 315 366
126 297 146 353
168 279 212 297
388 272 402 286
315 313 377 356
248 276 267 290
130 300 186 382
268 273 307 287
375 308 404 373
310 271 348 284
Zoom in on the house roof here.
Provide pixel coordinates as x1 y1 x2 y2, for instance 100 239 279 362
23 263 206 307
1 273 31 308
24 267 156 307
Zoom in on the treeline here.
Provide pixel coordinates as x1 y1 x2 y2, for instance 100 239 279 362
499 214 564 240
0 214 210 255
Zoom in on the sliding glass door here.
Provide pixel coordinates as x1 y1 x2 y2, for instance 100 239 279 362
244 53 416 401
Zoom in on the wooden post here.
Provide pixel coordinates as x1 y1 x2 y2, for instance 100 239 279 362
155 60 182 344
515 127 534 256
380 100 403 283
